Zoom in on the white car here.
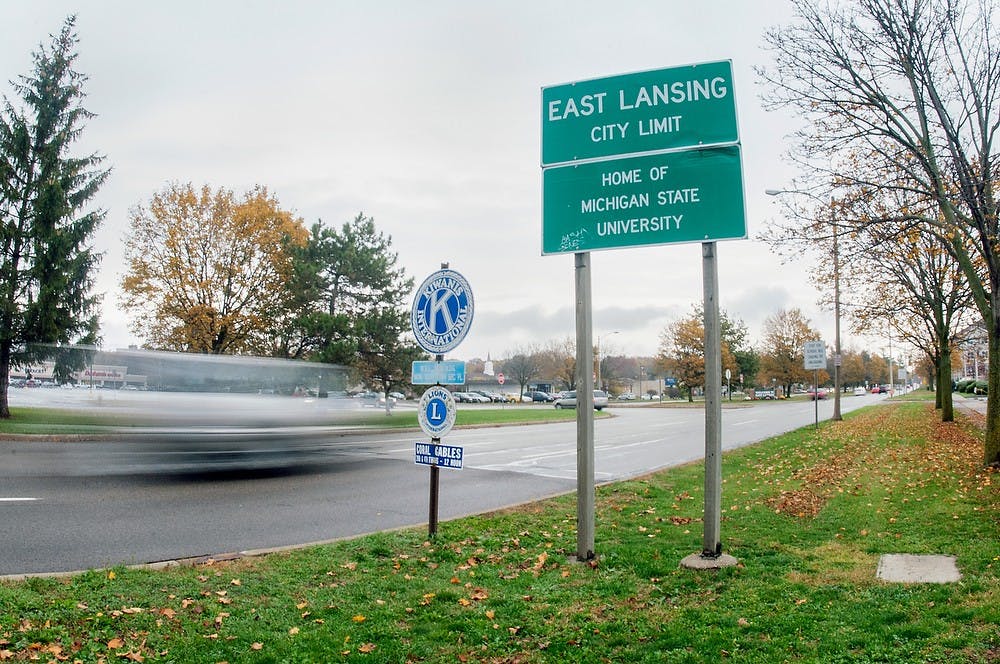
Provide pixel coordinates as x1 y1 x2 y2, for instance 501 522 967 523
554 390 609 411
853 386 867 396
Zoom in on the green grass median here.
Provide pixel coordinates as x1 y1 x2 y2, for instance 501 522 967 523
0 404 597 436
1 401 997 662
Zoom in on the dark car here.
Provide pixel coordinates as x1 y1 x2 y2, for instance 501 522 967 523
526 391 554 402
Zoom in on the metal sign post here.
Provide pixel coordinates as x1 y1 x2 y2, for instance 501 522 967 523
814 370 820 428
428 442 441 537
575 252 595 561
700 243 723 558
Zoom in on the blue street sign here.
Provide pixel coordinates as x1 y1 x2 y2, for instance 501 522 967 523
411 269 474 354
411 360 466 385
665 378 678 387
417 385 457 438
414 442 464 470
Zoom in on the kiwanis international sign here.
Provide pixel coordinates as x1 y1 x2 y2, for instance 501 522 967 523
541 61 746 255
410 269 474 355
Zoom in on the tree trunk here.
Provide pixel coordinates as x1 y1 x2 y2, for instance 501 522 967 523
986 312 1000 467
0 341 11 419
938 343 953 422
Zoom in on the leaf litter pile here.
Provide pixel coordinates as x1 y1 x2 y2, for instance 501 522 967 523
0 402 997 663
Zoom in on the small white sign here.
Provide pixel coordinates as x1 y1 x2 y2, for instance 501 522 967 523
803 340 827 371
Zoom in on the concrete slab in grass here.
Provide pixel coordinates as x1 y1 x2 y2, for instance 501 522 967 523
877 554 961 584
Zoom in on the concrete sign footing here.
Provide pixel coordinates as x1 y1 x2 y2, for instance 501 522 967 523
680 552 739 570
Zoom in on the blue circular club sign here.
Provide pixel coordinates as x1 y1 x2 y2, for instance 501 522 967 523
411 269 474 355
418 386 457 438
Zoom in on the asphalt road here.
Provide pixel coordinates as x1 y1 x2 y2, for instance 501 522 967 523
0 393 885 577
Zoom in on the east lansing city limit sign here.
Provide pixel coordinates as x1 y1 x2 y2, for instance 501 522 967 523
541 60 745 568
542 61 746 254
542 59 738 166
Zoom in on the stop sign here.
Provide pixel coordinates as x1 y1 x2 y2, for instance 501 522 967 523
497 373 505 385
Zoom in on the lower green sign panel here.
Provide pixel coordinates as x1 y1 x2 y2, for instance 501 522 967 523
542 145 746 254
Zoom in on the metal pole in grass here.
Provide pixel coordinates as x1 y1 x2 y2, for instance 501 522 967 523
428 442 440 539
681 243 738 570
814 369 819 429
574 251 595 561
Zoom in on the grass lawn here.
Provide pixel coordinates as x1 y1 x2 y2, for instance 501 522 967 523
0 404 595 436
1 402 997 662
0 406 124 435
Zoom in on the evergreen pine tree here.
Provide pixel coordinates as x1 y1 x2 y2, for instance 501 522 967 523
0 16 108 417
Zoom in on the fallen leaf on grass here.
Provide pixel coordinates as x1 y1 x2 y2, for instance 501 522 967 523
352 615 366 623
107 638 125 649
250 643 263 651
358 643 376 653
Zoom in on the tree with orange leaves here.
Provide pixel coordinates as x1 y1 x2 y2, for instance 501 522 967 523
120 183 307 354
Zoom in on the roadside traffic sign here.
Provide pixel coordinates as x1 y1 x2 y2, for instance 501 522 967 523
411 269 474 354
804 340 827 370
497 372 505 385
418 385 457 438
542 60 738 166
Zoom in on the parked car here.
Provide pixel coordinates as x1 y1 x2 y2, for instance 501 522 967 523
526 391 554 402
617 392 636 401
807 389 828 400
473 390 506 402
853 386 867 396
554 390 609 411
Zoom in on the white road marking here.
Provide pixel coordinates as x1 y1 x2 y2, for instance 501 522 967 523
0 497 38 502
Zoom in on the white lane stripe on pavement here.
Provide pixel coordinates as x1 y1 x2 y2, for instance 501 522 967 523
1 497 38 502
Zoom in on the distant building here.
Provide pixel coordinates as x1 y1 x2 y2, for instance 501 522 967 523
957 322 988 381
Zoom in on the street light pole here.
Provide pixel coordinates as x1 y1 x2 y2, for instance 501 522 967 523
832 208 842 420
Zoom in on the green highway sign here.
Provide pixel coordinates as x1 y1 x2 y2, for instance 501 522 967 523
542 145 746 255
541 60 738 166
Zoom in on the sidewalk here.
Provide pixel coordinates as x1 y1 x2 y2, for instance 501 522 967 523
953 392 987 415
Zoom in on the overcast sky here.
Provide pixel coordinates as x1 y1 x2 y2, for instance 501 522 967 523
3 1 866 362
